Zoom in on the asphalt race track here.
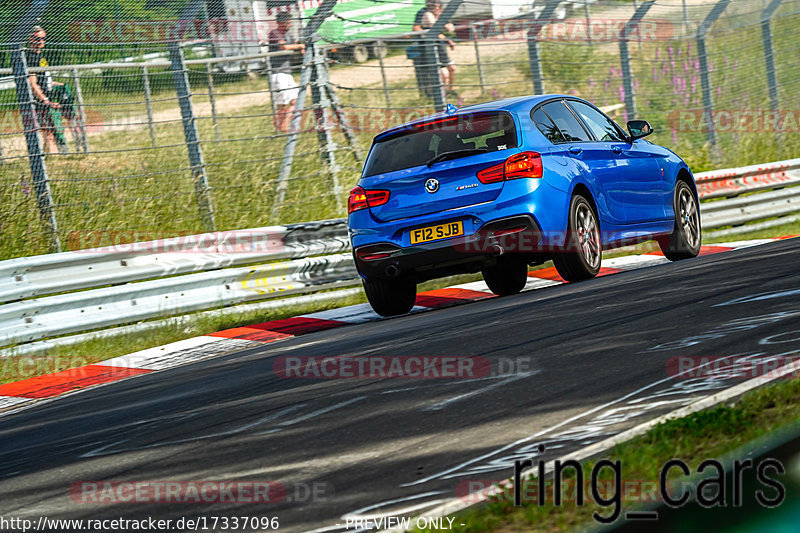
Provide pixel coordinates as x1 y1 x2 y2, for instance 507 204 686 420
1 238 799 532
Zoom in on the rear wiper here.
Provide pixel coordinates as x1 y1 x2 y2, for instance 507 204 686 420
426 148 487 167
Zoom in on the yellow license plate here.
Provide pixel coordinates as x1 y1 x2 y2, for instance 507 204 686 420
410 221 464 244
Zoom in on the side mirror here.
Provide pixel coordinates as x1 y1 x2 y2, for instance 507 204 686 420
627 120 653 140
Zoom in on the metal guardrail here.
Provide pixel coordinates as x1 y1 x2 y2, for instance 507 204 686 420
0 159 797 352
0 220 349 303
695 158 800 199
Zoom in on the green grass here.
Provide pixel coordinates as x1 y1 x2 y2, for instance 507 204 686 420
413 378 800 533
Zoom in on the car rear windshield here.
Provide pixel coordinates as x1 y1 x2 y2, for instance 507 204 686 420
362 111 517 177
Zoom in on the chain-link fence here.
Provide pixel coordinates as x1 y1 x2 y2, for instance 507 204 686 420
1 0 798 260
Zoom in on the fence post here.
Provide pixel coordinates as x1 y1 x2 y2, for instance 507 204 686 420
142 66 157 148
168 41 215 232
761 0 783 112
205 62 222 140
696 0 732 149
682 0 690 33
376 39 392 107
425 0 463 112
70 69 89 153
11 49 60 252
619 1 654 121
527 0 562 95
472 26 486 93
527 35 544 95
264 53 278 120
583 0 592 45
428 44 446 111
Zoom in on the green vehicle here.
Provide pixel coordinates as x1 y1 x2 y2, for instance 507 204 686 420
300 0 426 62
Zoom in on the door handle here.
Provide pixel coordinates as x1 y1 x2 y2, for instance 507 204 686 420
611 146 623 154
569 146 582 155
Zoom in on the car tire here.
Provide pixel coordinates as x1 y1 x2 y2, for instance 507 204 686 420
350 44 370 63
552 194 602 282
658 180 701 261
363 276 416 317
482 259 528 296
370 41 388 59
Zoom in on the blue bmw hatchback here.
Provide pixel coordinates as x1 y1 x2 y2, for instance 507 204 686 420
348 95 701 316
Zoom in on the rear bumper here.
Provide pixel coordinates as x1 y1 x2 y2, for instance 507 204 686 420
353 215 543 281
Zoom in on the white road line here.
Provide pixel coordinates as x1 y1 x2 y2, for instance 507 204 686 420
423 371 540 411
715 287 800 307
256 396 367 435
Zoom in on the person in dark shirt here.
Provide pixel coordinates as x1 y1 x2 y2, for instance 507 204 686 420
413 0 457 97
266 12 305 132
26 26 66 153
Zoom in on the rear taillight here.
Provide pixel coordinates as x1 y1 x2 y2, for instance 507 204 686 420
348 186 390 214
476 151 543 184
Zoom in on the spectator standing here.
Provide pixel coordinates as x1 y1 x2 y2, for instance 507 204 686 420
26 26 67 153
413 0 457 98
267 12 305 133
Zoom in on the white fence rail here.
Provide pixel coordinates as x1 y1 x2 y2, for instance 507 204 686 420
0 159 798 352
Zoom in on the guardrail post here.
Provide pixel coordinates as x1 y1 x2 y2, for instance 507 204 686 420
472 27 486 93
376 39 392 107
205 62 222 140
169 41 215 231
70 68 89 153
141 66 157 148
619 1 654 121
696 0 732 149
761 0 783 112
11 49 60 252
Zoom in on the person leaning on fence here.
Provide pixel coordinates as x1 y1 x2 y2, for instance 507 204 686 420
26 25 70 154
267 12 305 133
413 0 457 98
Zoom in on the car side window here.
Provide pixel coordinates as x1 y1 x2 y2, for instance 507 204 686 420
540 101 591 142
531 108 566 144
566 100 627 142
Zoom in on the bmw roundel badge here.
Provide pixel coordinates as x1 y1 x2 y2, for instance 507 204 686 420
425 178 439 194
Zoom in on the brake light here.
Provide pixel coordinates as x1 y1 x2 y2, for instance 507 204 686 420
348 186 390 214
476 151 543 184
